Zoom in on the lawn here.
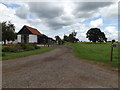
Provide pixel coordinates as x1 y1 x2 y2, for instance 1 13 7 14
2 46 55 60
70 42 119 67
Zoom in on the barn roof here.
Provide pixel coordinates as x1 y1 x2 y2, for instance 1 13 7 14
24 25 42 35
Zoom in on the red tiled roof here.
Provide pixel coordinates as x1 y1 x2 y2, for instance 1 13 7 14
24 25 42 36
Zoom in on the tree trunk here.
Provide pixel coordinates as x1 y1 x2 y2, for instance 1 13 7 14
4 40 6 45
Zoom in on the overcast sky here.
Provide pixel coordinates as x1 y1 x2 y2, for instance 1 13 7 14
0 0 118 41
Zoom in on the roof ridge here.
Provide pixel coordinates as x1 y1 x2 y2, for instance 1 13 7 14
24 25 42 35
24 25 36 30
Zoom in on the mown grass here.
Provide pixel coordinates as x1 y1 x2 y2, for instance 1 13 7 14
70 42 119 67
2 47 55 60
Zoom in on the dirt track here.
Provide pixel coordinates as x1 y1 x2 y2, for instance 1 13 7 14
2 46 118 88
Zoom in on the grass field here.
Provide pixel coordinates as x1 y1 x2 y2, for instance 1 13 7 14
70 42 119 67
2 47 55 60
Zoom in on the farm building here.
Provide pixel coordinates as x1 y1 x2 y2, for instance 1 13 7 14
17 25 49 44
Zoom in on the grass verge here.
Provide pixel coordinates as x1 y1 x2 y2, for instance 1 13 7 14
70 43 119 68
2 47 55 60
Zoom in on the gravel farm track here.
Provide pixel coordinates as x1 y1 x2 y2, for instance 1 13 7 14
2 45 118 88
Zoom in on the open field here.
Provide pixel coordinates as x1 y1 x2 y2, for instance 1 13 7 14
2 46 55 60
70 42 119 67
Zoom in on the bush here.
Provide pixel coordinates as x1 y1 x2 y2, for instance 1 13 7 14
2 44 40 52
34 45 40 49
2 47 11 52
19 43 40 51
19 43 26 50
9 47 17 52
25 44 35 51
2 44 23 52
2 46 19 52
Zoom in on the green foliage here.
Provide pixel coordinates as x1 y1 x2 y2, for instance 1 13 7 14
63 31 79 43
2 53 5 56
24 44 35 51
3 47 55 60
2 44 22 52
34 45 40 49
19 43 40 51
55 36 61 41
86 28 107 43
2 46 18 52
2 44 40 53
70 43 118 67
19 43 26 50
1 21 16 44
2 47 11 52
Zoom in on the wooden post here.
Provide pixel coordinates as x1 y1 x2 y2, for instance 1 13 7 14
110 43 113 62
110 40 115 62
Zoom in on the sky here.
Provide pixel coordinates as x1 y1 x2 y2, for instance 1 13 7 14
0 0 118 41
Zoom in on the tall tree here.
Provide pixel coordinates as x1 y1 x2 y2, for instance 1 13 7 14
63 34 69 42
63 31 79 43
1 22 7 44
1 21 16 44
86 28 107 43
55 36 61 41
68 31 78 43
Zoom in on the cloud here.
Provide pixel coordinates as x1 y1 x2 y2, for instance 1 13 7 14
100 2 118 19
90 18 103 27
73 2 113 19
0 3 29 32
15 4 29 19
28 2 64 19
104 26 118 41
74 2 113 12
27 2 79 30
0 3 15 21
44 15 76 30
27 19 42 25
14 2 116 31
0 2 118 41
63 23 90 41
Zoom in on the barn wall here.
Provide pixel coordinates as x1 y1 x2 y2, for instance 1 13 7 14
29 35 37 43
17 35 21 43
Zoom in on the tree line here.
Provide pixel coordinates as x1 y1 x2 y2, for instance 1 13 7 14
1 21 109 44
55 31 79 45
55 28 108 44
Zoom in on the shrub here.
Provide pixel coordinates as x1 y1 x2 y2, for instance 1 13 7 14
9 47 17 52
2 47 11 52
2 46 17 52
2 44 40 52
34 45 40 49
2 44 23 52
19 43 40 51
25 44 35 51
19 43 26 50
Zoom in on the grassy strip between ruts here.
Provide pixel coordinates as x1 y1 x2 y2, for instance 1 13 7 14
70 42 119 68
2 46 55 60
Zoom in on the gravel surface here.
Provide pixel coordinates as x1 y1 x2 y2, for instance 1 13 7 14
3 46 118 88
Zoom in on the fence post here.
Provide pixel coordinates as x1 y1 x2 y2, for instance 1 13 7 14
110 40 115 62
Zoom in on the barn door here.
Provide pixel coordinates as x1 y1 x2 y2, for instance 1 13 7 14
24 35 29 43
